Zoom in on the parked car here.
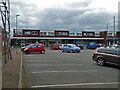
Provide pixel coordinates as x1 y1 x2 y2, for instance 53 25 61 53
61 44 81 53
50 44 60 50
21 45 26 51
77 44 83 50
92 47 120 66
87 43 97 49
24 44 45 54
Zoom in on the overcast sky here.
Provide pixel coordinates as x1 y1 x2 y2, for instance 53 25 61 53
1 0 120 32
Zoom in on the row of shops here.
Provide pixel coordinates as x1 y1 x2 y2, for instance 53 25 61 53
11 37 104 47
11 29 120 47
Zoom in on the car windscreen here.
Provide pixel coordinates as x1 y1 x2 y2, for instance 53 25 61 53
71 45 77 47
63 45 67 47
27 44 34 48
55 45 59 46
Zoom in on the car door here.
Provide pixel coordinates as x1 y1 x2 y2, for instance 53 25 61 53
37 45 42 52
55 45 59 49
117 50 120 65
30 45 37 53
63 44 68 51
66 45 71 52
52 45 55 49
105 49 118 64
54 45 58 49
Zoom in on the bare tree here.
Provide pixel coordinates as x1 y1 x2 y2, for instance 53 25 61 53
0 0 12 63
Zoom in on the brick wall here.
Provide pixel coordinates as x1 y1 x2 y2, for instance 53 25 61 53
1 27 8 54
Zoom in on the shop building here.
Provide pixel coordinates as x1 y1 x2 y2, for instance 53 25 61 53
11 29 120 47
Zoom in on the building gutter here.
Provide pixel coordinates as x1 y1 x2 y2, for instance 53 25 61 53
11 37 104 40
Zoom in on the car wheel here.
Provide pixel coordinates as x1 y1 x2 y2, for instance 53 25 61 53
41 50 45 54
26 50 30 54
70 49 74 53
97 58 105 66
61 49 64 52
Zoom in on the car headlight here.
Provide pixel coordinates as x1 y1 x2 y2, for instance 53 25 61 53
24 48 28 51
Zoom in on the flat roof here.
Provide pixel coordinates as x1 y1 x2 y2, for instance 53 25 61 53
11 37 104 40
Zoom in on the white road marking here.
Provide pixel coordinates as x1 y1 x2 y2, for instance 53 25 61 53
27 59 80 62
24 55 36 56
29 70 98 74
27 64 83 66
18 51 23 88
31 82 119 88
26 60 82 62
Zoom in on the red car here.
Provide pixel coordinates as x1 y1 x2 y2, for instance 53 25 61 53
50 44 60 50
24 44 45 54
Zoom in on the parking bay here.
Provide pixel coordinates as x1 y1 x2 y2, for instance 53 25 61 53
23 49 119 88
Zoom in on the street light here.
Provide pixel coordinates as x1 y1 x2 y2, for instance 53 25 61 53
16 14 20 54
107 23 109 46
113 16 115 45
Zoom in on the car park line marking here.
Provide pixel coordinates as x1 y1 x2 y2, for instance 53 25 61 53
29 70 98 74
31 82 119 88
27 64 83 66
18 51 23 88
26 60 52 61
24 55 37 56
26 60 73 62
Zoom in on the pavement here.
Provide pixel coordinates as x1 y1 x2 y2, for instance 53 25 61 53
23 49 119 88
0 53 2 90
2 48 22 88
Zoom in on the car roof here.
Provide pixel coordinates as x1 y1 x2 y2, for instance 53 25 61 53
30 44 43 46
97 47 120 51
63 44 76 46
66 44 75 45
53 44 59 45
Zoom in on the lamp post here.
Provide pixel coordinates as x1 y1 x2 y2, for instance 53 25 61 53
107 23 109 46
113 16 115 45
16 15 20 54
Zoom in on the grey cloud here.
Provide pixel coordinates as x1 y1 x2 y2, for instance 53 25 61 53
10 1 118 32
66 1 92 8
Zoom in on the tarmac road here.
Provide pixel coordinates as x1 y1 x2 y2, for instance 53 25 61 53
23 49 119 88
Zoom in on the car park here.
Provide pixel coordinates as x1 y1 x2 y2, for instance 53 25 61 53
61 44 81 53
24 44 45 54
50 44 60 50
92 47 120 66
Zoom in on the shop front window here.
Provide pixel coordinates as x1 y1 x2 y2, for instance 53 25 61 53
32 31 38 35
63 32 68 35
56 32 62 35
25 31 31 35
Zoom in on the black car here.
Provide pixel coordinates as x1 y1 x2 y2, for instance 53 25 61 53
21 46 26 51
77 45 83 50
92 47 120 66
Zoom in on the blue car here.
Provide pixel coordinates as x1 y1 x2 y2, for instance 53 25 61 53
61 44 81 53
87 43 97 49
